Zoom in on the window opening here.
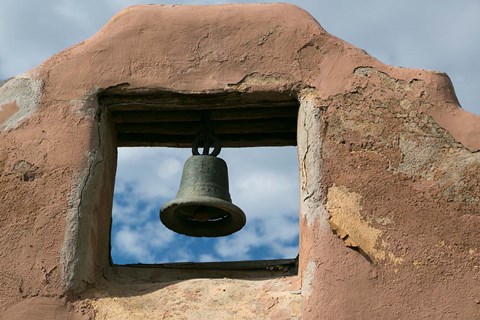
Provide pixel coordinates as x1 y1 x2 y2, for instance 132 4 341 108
101 90 300 267
111 146 299 264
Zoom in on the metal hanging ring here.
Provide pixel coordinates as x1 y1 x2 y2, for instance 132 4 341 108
192 134 221 157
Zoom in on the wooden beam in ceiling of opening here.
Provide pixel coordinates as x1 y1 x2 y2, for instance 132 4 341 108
99 91 298 111
105 101 298 111
116 132 297 148
110 107 298 123
101 91 299 147
116 118 296 135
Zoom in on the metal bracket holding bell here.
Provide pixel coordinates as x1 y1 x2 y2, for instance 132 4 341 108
159 115 246 237
191 116 222 157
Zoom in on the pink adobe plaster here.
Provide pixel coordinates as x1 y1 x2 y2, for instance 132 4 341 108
0 3 478 319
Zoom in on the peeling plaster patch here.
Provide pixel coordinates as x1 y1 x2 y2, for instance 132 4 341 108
397 135 439 179
395 133 480 203
0 76 43 130
226 72 298 92
297 93 328 228
326 185 403 264
354 67 416 92
301 261 316 298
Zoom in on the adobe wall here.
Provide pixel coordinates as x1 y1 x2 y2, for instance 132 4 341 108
0 4 478 319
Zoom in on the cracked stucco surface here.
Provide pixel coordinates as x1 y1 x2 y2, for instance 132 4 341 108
62 105 114 292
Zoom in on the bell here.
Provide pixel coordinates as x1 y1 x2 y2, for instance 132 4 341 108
160 155 246 237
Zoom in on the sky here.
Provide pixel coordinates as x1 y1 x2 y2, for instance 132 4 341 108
1 1 478 264
112 146 299 263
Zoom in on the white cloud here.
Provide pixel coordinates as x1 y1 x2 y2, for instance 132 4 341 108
198 254 219 262
222 147 299 220
114 226 155 262
214 228 261 260
112 198 156 225
143 220 177 249
213 214 300 260
115 147 188 201
231 170 298 219
112 220 177 263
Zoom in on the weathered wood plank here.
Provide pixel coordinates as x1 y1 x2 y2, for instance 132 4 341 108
103 91 299 147
110 257 298 281
116 132 297 147
106 100 297 111
111 107 298 123
115 118 296 135
99 90 296 106
122 258 297 270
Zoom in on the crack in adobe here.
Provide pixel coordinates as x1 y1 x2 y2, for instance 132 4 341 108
62 107 104 292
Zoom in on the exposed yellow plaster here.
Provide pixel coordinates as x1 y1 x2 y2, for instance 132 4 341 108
326 185 403 265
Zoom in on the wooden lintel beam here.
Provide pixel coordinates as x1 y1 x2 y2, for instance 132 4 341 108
116 132 297 148
115 118 297 135
106 100 297 112
110 107 298 123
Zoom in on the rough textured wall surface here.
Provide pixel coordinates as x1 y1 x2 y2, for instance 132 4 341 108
89 277 302 320
0 3 478 319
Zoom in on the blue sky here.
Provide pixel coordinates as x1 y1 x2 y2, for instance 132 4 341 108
1 0 478 263
111 147 299 264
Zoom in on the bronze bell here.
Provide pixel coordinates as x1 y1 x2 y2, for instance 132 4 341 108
159 120 246 237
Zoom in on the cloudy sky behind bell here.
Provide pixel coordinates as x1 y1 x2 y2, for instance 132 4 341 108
1 0 478 263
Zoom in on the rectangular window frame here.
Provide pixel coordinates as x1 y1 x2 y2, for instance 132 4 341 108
100 89 301 281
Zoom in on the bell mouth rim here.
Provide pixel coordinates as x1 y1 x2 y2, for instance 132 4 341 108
160 196 246 237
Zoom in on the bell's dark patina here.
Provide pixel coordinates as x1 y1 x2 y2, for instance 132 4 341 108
160 155 246 237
